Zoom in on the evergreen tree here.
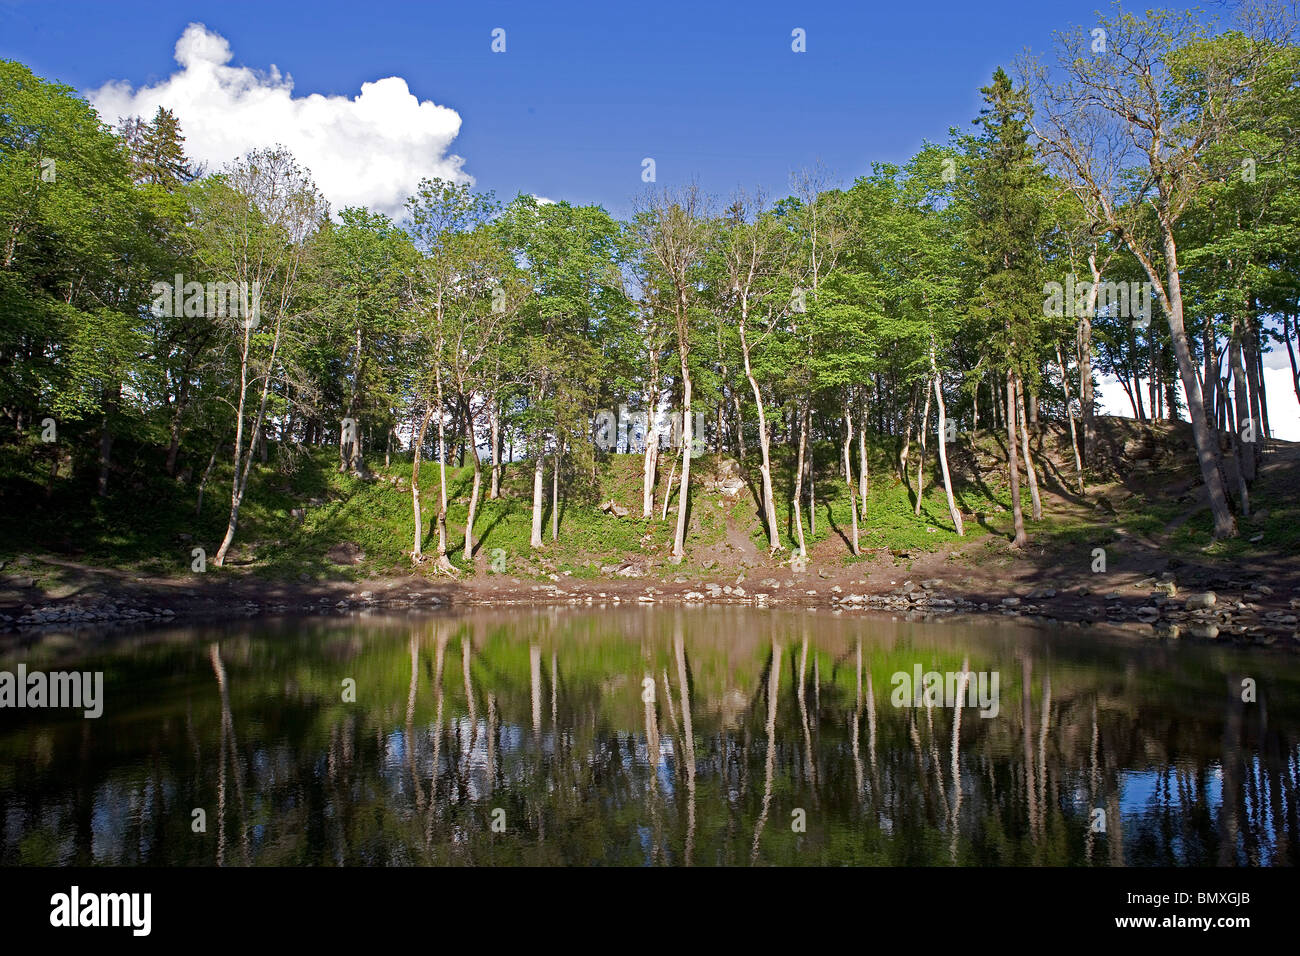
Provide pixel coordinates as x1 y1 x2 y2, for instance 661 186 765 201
966 67 1049 546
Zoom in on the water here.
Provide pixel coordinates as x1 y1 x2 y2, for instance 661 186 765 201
1 608 1296 866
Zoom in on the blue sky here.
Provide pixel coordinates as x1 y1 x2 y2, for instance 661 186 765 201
3 0 1097 217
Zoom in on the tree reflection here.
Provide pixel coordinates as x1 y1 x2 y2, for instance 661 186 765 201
1 609 1297 867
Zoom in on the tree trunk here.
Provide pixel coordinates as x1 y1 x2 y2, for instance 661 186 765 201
411 404 435 562
899 386 916 484
1229 317 1256 485
551 441 561 542
488 401 501 500
639 356 660 515
530 442 546 549
1154 232 1236 538
462 398 482 562
792 398 809 558
1006 369 1026 548
732 391 747 458
1017 373 1042 521
740 318 780 550
435 364 449 561
672 365 693 559
196 440 219 518
857 392 868 503
661 451 678 522
806 403 815 538
216 321 282 567
932 361 963 536
1080 254 1100 461
1056 343 1085 495
842 390 860 555
914 383 931 516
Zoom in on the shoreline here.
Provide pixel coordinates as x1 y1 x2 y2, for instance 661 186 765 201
3 556 1298 648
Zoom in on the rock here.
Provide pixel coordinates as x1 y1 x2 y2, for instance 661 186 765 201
599 499 630 518
1027 587 1056 600
1184 592 1217 610
1001 597 1021 607
615 563 645 578
325 542 365 565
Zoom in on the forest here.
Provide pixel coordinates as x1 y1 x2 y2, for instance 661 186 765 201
3 6 1299 577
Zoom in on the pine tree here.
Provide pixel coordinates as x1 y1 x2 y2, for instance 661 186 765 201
134 107 199 189
966 67 1047 547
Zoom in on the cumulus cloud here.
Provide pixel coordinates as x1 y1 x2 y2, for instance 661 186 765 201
89 23 470 218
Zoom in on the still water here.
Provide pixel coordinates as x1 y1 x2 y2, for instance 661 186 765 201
1 608 1296 866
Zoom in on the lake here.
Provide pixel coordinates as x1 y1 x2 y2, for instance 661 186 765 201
1 608 1295 866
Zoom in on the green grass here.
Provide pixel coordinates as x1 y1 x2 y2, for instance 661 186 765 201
2 422 1294 582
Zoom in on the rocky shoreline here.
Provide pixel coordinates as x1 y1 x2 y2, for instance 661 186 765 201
3 562 1298 648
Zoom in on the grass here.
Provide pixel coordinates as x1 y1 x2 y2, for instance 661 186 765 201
2 418 1295 583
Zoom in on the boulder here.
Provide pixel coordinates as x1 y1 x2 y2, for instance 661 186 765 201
326 542 365 566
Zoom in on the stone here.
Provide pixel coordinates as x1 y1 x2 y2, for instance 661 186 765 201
1184 592 1217 610
325 542 365 565
599 499 630 518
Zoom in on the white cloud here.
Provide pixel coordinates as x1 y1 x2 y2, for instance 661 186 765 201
89 23 470 218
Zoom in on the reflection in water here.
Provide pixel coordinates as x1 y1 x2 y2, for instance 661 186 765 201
1 608 1297 866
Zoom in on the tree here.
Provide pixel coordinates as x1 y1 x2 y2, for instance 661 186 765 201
967 67 1048 547
1023 7 1284 538
711 191 792 551
404 178 497 570
634 186 710 560
196 148 325 567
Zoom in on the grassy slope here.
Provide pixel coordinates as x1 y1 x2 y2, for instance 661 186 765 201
2 416 1296 584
